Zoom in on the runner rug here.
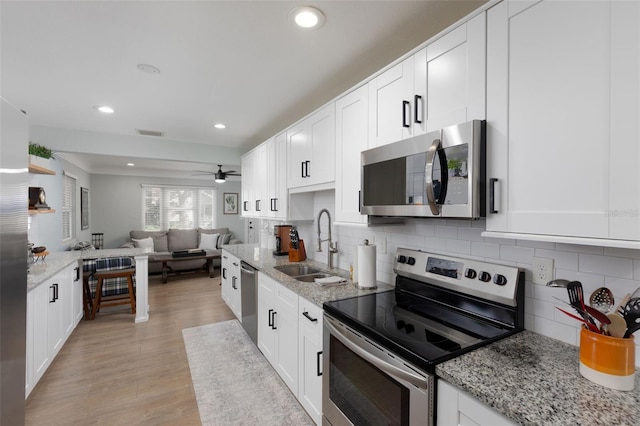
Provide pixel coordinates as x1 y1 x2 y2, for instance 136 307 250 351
182 320 314 425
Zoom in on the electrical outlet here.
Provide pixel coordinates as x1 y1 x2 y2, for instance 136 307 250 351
379 237 387 255
532 257 554 285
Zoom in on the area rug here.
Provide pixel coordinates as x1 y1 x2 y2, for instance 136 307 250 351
182 320 314 426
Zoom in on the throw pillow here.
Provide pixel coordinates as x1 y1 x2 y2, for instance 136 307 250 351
132 237 154 250
217 233 232 248
199 233 219 250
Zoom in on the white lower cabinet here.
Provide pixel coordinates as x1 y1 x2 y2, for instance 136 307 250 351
257 273 299 394
27 263 79 398
221 251 242 320
437 380 515 426
298 298 323 425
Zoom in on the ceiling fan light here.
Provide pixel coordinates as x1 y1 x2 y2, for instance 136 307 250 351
215 177 226 183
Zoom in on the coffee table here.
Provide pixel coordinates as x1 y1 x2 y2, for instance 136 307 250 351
151 253 220 283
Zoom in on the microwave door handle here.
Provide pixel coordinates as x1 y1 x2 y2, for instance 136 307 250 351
425 138 443 215
325 318 428 389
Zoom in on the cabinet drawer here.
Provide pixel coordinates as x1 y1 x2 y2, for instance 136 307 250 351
299 298 323 337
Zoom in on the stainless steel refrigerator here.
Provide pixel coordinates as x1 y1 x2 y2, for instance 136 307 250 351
0 97 28 424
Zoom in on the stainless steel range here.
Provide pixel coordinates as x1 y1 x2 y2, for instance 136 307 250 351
322 248 524 426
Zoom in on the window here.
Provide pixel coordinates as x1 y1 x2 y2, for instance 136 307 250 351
142 185 216 231
62 172 76 240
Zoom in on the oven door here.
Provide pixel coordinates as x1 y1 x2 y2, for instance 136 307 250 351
323 315 434 426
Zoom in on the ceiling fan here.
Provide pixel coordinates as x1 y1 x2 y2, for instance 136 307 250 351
193 165 241 183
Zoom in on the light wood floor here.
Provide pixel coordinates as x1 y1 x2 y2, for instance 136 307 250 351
26 272 235 425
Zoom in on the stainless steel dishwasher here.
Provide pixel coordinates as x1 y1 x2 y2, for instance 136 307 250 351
240 261 258 344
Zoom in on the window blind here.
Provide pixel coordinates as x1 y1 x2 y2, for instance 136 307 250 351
62 173 76 239
142 186 216 231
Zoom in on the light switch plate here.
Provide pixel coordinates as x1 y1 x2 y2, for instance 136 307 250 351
532 257 554 285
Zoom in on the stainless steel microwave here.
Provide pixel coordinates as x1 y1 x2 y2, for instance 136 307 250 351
361 119 485 219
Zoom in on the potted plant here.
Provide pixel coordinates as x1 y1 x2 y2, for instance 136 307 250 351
28 142 54 169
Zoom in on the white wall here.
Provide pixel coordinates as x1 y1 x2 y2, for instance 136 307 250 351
90 174 243 248
28 156 92 251
277 189 640 367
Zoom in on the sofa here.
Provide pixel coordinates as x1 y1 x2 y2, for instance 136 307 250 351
121 227 241 275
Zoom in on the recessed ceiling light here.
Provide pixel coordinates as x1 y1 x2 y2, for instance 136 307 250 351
94 105 114 114
214 123 226 129
127 163 135 167
137 63 161 74
290 6 325 29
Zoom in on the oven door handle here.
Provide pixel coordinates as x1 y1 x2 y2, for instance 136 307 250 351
325 318 429 390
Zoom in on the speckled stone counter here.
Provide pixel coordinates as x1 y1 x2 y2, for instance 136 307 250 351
222 244 394 307
27 248 150 292
436 330 640 426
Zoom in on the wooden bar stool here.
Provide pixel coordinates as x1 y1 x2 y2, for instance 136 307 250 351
90 257 136 320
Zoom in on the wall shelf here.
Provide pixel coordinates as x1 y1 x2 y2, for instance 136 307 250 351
28 163 56 175
28 209 56 215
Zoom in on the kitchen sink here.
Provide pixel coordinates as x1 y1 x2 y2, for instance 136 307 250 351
274 264 322 277
295 273 331 282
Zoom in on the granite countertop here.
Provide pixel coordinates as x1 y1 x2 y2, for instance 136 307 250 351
437 330 640 426
27 248 150 292
222 244 394 307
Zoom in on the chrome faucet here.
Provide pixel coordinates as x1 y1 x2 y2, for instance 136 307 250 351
317 208 338 269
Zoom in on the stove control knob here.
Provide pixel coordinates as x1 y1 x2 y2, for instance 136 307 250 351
404 323 415 334
397 255 407 264
464 268 477 279
493 274 508 286
479 271 491 282
407 257 416 266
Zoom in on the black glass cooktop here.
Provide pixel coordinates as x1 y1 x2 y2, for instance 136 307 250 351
323 289 517 373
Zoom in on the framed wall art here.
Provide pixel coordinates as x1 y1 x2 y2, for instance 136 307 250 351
223 192 238 215
81 187 89 229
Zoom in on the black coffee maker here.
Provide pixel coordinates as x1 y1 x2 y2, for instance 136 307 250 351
273 225 293 256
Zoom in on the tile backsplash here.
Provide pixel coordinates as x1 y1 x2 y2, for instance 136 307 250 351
262 190 640 367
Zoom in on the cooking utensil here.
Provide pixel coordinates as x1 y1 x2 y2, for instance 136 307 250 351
623 322 640 339
607 313 628 338
556 306 592 327
589 287 614 313
620 296 640 329
567 281 598 329
546 279 570 288
553 296 608 332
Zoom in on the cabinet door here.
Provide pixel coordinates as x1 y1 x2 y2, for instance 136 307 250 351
25 289 34 398
298 298 323 425
268 132 288 219
257 273 277 365
230 260 242 320
241 151 255 217
308 103 336 186
47 274 64 357
437 380 516 426
426 13 486 131
368 58 415 147
60 265 75 338
274 282 299 394
486 0 639 244
72 262 83 324
32 282 50 384
335 85 369 224
254 143 268 216
221 253 231 305
287 120 310 188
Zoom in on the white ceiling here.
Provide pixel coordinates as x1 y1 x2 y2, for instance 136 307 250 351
1 0 485 177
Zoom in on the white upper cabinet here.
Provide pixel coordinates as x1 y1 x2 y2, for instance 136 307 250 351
335 84 369 224
266 132 288 219
426 12 486 131
368 48 426 147
241 149 255 217
485 0 640 248
288 104 336 189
